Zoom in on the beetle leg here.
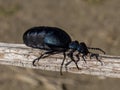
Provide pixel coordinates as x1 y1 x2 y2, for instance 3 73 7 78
75 53 80 63
65 60 72 72
90 53 103 65
60 52 66 75
32 50 55 66
67 50 81 70
81 55 87 63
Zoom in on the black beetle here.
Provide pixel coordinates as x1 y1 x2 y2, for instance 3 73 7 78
23 26 105 75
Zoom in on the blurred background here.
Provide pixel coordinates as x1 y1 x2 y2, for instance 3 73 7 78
0 0 120 90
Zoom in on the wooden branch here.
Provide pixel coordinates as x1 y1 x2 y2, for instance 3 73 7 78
0 42 120 78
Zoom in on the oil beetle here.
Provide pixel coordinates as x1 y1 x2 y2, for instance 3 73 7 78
23 26 105 75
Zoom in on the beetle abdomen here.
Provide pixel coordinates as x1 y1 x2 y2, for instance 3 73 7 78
23 26 72 50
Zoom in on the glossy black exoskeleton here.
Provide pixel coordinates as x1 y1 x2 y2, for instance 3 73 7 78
23 26 105 75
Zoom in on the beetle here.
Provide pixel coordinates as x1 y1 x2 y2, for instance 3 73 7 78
23 26 105 75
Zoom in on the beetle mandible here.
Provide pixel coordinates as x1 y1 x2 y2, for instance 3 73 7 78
23 26 105 75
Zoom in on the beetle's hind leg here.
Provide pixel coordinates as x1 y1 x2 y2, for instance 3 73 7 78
32 50 55 66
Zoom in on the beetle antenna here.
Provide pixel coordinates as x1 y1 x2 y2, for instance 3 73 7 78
87 47 105 54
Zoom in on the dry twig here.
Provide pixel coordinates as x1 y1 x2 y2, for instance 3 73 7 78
0 42 120 78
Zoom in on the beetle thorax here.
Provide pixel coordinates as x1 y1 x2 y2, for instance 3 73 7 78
69 41 79 50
